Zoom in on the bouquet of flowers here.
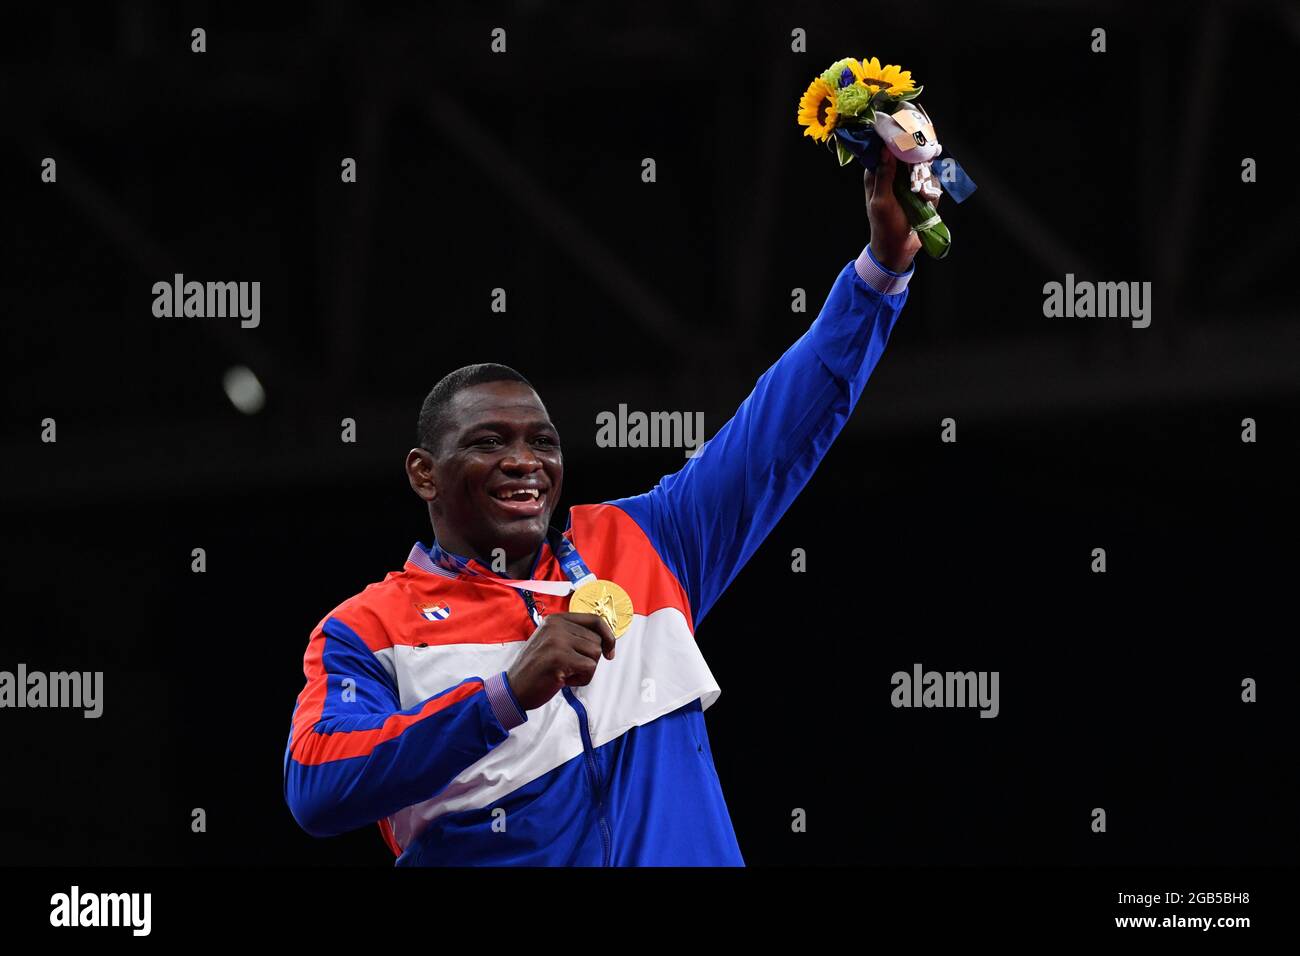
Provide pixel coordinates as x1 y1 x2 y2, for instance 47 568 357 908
797 56 976 259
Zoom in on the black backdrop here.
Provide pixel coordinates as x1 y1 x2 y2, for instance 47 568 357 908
2 1 1297 873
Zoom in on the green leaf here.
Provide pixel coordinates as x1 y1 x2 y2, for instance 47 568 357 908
897 85 924 101
835 137 855 166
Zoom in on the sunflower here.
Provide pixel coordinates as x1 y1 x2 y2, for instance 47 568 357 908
856 56 916 95
796 77 839 142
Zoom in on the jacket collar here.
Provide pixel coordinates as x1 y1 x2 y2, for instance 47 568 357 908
406 536 552 581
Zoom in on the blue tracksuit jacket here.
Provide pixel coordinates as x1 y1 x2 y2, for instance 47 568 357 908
283 245 912 864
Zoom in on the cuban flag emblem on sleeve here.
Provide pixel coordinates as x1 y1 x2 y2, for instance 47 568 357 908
417 603 451 622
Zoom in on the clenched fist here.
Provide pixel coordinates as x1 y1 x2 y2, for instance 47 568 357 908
505 612 616 712
864 146 942 273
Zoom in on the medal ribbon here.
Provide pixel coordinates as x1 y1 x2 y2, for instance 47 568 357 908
430 528 597 596
548 527 599 588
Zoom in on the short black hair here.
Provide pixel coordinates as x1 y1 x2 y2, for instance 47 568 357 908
417 363 534 454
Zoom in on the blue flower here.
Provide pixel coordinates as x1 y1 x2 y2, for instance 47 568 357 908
839 67 854 88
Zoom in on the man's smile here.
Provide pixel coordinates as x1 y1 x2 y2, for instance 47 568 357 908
487 481 548 518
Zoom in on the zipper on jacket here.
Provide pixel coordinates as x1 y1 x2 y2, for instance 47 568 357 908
562 687 612 866
519 589 612 866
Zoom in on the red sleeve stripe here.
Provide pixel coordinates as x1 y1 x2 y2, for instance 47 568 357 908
289 626 332 748
290 680 484 766
377 818 403 857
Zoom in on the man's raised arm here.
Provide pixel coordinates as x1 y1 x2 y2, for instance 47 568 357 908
608 149 926 625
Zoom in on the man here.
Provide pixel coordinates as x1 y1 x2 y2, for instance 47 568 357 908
284 149 930 865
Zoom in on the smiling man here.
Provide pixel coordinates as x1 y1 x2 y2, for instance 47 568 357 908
284 150 928 865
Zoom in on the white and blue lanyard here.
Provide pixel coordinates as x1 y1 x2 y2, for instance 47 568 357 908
434 529 597 627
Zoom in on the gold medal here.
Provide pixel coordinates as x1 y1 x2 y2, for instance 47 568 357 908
569 579 634 638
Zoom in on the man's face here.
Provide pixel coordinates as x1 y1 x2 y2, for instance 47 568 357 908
416 380 563 564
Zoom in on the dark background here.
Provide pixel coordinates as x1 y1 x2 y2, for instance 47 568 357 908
2 1 1297 867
